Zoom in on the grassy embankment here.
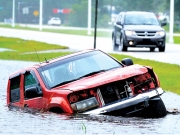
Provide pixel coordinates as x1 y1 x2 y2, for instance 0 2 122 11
0 24 111 38
0 36 179 95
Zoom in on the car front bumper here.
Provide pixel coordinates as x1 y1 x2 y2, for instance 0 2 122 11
124 36 166 48
83 87 164 115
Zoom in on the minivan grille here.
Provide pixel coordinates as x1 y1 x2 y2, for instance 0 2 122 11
135 31 156 37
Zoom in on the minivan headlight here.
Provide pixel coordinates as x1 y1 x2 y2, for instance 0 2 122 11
156 31 165 36
125 30 136 36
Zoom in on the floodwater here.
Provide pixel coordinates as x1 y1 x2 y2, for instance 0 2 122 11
0 60 180 135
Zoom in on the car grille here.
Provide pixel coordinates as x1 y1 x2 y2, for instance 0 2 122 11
135 31 156 37
96 73 156 106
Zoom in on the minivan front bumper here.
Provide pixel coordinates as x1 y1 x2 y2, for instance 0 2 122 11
124 36 165 48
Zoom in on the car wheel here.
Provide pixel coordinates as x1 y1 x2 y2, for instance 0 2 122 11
143 97 167 118
112 36 119 51
120 36 127 51
150 47 155 52
159 46 165 52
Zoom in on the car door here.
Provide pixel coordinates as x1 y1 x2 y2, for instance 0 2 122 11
114 13 123 45
8 73 23 107
23 70 47 111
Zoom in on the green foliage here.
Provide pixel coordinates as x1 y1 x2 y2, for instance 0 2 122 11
97 14 111 28
68 1 88 27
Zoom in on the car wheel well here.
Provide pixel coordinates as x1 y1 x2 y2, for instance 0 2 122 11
49 107 64 113
112 32 114 39
120 35 127 51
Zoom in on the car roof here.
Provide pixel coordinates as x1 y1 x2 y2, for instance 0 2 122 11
51 17 60 19
27 49 100 68
120 11 155 15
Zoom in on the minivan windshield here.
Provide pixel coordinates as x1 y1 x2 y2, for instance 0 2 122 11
125 13 159 25
38 50 122 89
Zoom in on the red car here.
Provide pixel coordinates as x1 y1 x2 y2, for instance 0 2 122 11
7 49 167 117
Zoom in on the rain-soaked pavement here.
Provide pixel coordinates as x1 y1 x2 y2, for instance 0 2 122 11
0 60 180 135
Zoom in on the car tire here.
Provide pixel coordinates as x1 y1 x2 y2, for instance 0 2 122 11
159 46 165 52
120 36 127 51
150 47 155 52
112 36 119 51
144 97 167 118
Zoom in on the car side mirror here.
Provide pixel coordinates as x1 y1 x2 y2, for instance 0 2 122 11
25 86 42 98
161 21 166 26
116 21 122 25
121 58 133 66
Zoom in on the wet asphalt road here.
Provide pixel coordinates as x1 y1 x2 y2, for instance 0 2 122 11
0 28 180 134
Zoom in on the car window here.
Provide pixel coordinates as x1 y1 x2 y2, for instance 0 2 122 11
125 13 159 25
24 71 41 99
117 14 122 23
10 75 21 102
38 50 122 89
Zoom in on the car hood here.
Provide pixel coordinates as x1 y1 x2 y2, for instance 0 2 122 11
124 25 164 31
53 64 148 91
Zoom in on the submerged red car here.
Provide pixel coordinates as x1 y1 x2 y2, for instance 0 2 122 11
7 49 167 117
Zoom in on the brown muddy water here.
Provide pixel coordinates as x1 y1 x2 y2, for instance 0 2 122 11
0 60 180 135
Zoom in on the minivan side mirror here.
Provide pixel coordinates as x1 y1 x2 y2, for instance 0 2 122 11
116 21 122 25
161 21 166 26
121 58 133 66
25 86 42 98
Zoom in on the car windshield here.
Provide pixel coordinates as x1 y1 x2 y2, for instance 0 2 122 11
124 13 159 25
38 50 122 89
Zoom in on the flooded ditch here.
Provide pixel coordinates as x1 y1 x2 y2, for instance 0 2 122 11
0 60 180 135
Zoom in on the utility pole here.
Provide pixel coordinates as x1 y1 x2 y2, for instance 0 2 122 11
12 0 15 27
94 0 98 49
87 0 91 35
39 0 43 31
169 0 174 43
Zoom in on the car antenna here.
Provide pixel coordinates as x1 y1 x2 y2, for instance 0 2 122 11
34 48 50 88
45 57 49 63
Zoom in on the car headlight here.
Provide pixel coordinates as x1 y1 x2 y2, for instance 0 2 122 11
71 97 99 112
156 31 165 36
125 30 136 36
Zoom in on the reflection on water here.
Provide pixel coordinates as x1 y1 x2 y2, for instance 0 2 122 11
0 60 180 134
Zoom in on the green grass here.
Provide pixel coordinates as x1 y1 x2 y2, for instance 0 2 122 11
0 24 112 38
0 37 180 95
43 28 112 37
174 36 180 44
0 36 70 61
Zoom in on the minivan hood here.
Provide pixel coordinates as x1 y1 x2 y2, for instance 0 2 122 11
54 64 148 91
124 25 164 31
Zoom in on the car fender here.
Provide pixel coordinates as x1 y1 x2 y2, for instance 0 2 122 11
49 97 73 113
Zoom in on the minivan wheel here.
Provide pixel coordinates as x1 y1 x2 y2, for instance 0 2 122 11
143 97 167 118
159 46 165 52
112 36 119 51
120 37 127 51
